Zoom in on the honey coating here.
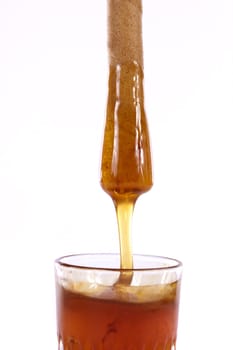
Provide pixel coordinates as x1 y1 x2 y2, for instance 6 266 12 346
101 0 153 271
101 62 153 201
101 0 152 201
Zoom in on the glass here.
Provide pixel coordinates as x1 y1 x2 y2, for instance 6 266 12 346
55 253 182 350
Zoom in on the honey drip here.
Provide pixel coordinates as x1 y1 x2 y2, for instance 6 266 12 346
101 0 153 274
101 62 153 272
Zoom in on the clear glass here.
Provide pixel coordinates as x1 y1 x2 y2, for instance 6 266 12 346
55 254 182 350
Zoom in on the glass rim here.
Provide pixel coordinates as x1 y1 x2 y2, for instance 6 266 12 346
55 253 182 272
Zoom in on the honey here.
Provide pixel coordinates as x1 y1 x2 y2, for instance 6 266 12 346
101 0 153 269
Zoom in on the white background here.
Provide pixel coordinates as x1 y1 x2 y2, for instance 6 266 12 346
0 0 233 349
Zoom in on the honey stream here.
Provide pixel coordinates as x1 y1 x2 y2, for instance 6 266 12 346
101 62 153 276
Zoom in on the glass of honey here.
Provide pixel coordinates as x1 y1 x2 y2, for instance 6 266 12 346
55 253 182 350
55 2 183 349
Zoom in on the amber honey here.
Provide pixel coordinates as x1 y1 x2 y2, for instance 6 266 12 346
101 62 153 200
101 61 153 271
56 274 181 350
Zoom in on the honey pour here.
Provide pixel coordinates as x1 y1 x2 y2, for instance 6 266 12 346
100 0 153 281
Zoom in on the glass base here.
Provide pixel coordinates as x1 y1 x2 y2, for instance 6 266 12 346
58 338 177 350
